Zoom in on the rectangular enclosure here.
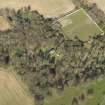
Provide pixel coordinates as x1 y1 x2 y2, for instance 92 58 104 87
59 8 103 40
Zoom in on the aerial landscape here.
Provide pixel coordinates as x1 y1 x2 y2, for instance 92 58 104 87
0 0 105 105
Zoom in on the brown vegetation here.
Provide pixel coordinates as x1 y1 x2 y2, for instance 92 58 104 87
0 16 10 31
88 0 105 13
0 7 105 105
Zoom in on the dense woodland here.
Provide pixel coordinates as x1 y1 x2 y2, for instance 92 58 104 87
0 7 105 105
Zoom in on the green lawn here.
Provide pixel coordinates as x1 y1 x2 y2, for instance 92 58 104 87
44 76 105 105
59 8 103 41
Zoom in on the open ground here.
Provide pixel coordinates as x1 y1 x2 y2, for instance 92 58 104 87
0 16 10 31
0 68 34 105
0 0 75 17
0 0 75 31
59 8 103 40
88 0 105 13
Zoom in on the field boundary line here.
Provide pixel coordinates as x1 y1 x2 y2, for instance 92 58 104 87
81 8 104 34
65 8 82 16
57 8 82 20
58 8 104 35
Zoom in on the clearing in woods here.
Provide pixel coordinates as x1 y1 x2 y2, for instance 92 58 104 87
0 16 10 31
0 69 34 105
59 8 103 41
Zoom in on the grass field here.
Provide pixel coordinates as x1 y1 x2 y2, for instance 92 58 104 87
44 76 105 105
59 8 103 40
0 0 75 17
0 69 34 105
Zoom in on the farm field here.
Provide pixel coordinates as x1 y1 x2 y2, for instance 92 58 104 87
0 69 34 105
88 0 105 13
0 0 75 31
0 0 75 17
44 76 105 105
59 8 103 40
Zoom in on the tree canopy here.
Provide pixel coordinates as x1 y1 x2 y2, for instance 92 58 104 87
0 7 105 105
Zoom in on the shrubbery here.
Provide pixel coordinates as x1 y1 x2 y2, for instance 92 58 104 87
0 7 105 105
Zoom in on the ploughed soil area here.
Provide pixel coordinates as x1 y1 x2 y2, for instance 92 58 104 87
0 69 34 105
0 0 75 17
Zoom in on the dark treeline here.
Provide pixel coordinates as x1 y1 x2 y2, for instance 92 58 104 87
0 7 105 105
